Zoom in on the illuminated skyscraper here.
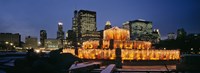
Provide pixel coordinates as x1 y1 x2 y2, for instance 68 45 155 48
40 30 47 47
104 21 112 30
57 22 64 47
72 10 97 42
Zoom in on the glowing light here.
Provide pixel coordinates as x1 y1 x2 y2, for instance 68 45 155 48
63 49 180 60
35 49 40 53
104 27 130 41
105 21 111 25
191 48 193 51
5 41 9 44
10 43 13 46
38 42 41 45
58 22 63 25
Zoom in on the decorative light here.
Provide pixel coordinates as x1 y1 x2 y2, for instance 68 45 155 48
63 49 180 60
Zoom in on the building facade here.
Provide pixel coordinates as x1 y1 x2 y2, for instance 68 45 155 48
24 36 38 49
45 38 61 50
66 30 76 48
122 21 130 30
40 30 47 47
72 10 97 42
0 33 21 47
82 31 100 41
129 19 153 40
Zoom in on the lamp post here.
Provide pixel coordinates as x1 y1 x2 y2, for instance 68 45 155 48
5 41 9 51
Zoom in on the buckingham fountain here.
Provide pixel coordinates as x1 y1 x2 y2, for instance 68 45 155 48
63 27 180 61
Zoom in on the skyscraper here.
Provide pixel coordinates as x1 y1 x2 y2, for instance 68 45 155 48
129 19 153 40
57 22 64 47
122 21 130 30
40 30 47 47
72 10 97 42
104 21 112 30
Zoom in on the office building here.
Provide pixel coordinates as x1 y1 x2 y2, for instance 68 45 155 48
24 36 38 49
0 33 21 47
40 30 47 47
45 38 61 50
72 10 97 42
122 21 130 30
129 19 153 40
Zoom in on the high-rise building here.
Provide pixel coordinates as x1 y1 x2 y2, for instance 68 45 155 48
40 30 47 47
104 21 112 30
129 19 153 40
57 22 64 39
66 30 76 48
177 28 187 39
122 21 130 30
0 33 21 47
57 22 64 47
72 10 97 42
24 36 38 49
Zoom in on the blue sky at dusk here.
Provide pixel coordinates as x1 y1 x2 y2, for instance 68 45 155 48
0 0 200 41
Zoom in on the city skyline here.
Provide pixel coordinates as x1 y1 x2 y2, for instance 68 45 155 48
0 0 200 41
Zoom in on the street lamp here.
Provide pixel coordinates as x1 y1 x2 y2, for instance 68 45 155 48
10 43 13 46
5 41 9 44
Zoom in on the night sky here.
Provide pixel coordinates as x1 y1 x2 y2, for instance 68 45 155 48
0 0 200 41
